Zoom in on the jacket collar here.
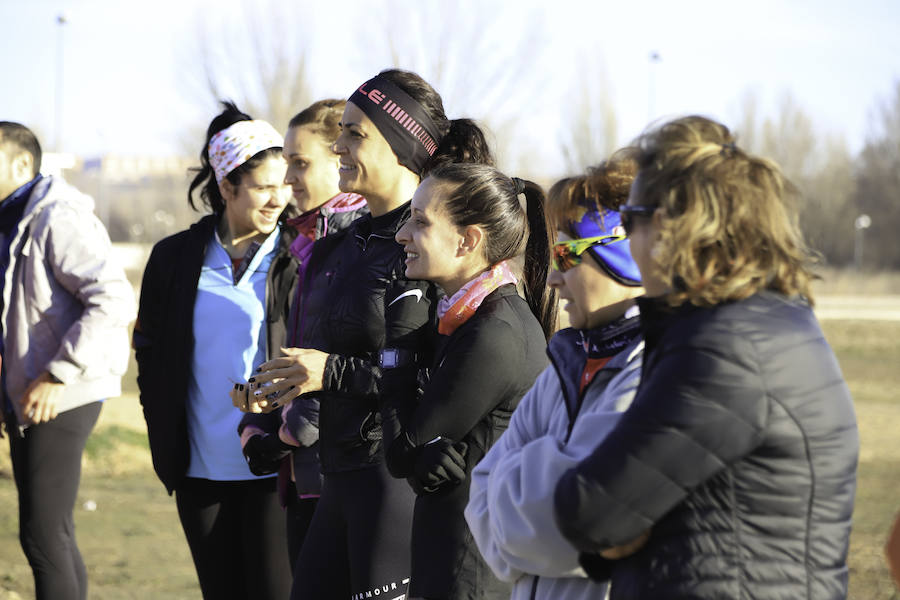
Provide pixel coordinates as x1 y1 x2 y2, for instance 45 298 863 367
2 174 42 206
16 176 78 229
547 311 642 425
195 213 296 256
636 295 705 354
6 176 93 260
354 201 409 249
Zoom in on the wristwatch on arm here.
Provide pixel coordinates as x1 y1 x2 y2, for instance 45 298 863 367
379 347 416 369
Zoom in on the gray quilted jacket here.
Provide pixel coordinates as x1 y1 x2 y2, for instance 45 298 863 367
554 292 858 599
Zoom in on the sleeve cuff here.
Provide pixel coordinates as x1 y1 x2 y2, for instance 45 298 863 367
578 552 614 581
45 361 76 385
322 353 339 392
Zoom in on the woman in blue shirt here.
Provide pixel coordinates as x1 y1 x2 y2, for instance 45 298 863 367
134 102 296 600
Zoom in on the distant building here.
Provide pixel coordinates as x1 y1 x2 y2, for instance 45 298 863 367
55 153 200 243
40 152 77 177
81 154 195 182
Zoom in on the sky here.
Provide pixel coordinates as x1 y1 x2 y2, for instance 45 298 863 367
1 0 899 178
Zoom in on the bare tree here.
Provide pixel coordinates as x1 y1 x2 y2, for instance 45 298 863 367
176 1 556 175
734 91 820 182
558 55 619 173
149 0 320 234
734 90 857 266
732 89 760 153
356 0 553 173
799 137 857 265
178 0 315 152
853 80 900 269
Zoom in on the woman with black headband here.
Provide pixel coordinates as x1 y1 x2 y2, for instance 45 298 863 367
233 98 368 574
380 163 555 599
247 69 493 599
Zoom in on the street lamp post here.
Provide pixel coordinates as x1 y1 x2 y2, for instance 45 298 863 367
648 51 661 123
55 13 68 152
854 214 871 271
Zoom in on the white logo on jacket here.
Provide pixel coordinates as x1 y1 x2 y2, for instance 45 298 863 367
388 289 423 306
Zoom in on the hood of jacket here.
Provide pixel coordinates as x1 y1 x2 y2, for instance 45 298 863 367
19 175 95 227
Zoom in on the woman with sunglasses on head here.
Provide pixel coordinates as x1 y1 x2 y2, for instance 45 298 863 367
379 164 556 599
465 154 647 600
234 98 368 573
134 102 295 599
245 69 494 600
554 116 858 599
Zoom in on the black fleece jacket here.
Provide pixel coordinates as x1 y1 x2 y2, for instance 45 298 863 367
382 284 548 599
133 215 297 493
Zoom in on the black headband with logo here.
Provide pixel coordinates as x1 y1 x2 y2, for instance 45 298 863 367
349 75 444 174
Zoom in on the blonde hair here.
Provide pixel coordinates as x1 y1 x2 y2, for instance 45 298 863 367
632 115 817 307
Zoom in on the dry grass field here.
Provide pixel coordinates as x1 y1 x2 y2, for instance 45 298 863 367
1 273 899 598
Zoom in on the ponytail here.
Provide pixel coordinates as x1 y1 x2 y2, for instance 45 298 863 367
376 69 495 178
423 118 495 176
519 180 558 339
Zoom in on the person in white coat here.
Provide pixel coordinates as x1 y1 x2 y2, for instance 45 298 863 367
465 154 647 600
0 121 135 600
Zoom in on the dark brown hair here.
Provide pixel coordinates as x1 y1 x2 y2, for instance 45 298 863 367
0 121 42 175
187 101 284 214
377 69 495 178
428 163 557 338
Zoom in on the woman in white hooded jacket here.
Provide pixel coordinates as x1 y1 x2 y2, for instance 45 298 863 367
465 155 646 600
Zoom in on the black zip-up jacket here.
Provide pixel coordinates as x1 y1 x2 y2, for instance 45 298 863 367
294 202 436 473
236 195 369 496
554 291 859 599
382 284 549 599
133 215 298 494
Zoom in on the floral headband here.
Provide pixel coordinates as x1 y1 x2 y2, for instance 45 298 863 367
208 119 283 184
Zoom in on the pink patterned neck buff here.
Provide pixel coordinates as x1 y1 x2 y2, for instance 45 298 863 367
437 260 517 336
208 120 283 183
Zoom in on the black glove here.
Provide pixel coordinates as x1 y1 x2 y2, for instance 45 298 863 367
242 433 291 476
412 438 468 493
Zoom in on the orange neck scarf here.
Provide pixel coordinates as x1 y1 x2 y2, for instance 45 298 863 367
437 261 517 336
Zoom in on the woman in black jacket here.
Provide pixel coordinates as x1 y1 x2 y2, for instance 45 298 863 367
553 115 859 599
382 164 556 599
134 102 296 599
234 98 368 574
246 69 495 600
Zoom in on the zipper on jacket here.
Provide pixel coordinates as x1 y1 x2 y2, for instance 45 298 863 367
529 349 578 600
545 351 581 444
535 338 624 600
265 255 273 361
355 231 394 252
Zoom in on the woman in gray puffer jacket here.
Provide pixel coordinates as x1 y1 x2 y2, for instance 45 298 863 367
554 116 859 599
